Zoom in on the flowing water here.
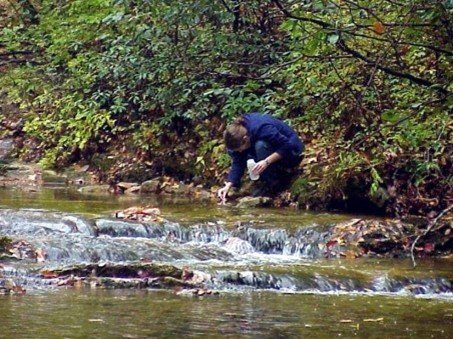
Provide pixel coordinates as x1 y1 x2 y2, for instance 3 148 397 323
0 187 452 338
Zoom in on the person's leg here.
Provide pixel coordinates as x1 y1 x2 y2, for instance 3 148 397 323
253 141 304 196
253 140 281 189
279 144 304 169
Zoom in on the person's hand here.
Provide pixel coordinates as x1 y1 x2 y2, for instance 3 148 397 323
217 182 232 204
253 159 269 175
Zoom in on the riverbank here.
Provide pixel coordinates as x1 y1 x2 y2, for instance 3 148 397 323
0 158 451 261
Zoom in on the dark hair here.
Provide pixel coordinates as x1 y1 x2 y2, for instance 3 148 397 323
224 117 247 150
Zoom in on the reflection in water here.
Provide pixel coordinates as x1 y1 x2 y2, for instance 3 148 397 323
0 289 452 338
0 187 353 228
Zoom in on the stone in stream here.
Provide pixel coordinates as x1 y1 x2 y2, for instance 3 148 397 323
223 237 254 254
0 139 14 160
39 262 211 291
77 185 111 194
0 278 26 295
36 263 218 294
140 178 161 194
236 196 273 208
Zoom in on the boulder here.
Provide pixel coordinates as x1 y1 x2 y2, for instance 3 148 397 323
223 237 254 254
140 178 161 194
236 196 273 208
117 182 139 190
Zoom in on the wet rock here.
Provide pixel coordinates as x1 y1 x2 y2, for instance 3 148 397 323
125 186 141 194
114 206 163 223
77 185 111 194
39 262 206 290
9 240 37 261
193 189 213 200
176 288 219 297
0 162 42 187
0 139 14 160
140 178 161 194
117 182 139 190
172 182 191 195
40 262 185 280
62 215 95 236
42 170 67 185
0 253 21 261
0 278 26 295
223 237 254 254
233 225 288 254
236 196 273 208
96 219 151 238
0 209 95 236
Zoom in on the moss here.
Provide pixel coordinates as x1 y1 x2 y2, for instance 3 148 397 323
0 236 12 254
40 262 184 280
290 177 314 203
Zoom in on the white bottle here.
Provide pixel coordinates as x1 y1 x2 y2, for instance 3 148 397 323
247 159 259 181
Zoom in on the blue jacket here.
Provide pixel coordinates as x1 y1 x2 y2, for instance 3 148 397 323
227 113 303 186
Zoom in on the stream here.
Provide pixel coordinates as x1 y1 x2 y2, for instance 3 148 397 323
0 187 452 338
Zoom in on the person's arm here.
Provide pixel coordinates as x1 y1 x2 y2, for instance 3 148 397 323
217 181 233 204
218 151 246 204
253 152 282 175
226 150 246 187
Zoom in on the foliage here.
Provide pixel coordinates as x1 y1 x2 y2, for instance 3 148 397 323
0 236 12 253
0 0 451 215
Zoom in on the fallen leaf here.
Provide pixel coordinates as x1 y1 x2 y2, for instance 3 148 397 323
35 248 46 263
373 21 385 34
40 270 58 278
424 243 435 253
326 240 338 249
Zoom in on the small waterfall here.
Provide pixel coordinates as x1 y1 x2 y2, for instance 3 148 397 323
0 209 94 236
0 208 452 297
210 269 452 295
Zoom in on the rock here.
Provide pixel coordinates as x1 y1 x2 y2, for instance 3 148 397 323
170 182 190 195
39 262 207 291
236 196 273 208
42 170 67 185
117 182 139 190
140 178 161 194
193 189 213 200
124 186 141 194
0 278 25 295
223 237 254 254
0 139 14 160
77 185 110 194
78 165 90 172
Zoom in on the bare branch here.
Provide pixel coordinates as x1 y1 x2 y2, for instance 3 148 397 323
272 0 451 93
410 204 453 267
342 31 453 57
272 0 331 29
337 38 449 94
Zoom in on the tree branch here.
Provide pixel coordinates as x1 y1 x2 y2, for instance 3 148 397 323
343 31 453 56
337 38 449 94
273 0 451 94
410 204 453 267
272 0 331 29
